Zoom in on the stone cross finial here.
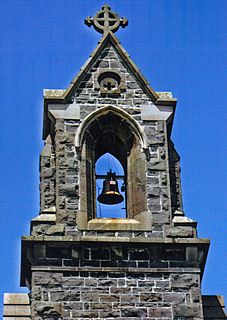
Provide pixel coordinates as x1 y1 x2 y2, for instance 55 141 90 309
85 4 128 34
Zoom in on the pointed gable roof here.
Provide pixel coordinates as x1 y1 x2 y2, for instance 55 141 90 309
44 31 176 105
43 31 177 139
64 31 159 101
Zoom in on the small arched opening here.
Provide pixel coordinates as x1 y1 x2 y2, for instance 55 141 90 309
96 153 126 218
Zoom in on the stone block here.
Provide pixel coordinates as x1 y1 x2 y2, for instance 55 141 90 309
33 244 46 259
165 226 194 238
121 294 139 303
32 272 62 286
148 307 172 318
62 277 85 288
59 183 78 196
45 224 65 236
34 302 62 318
132 286 153 294
3 294 30 319
171 274 198 289
4 293 30 305
140 293 162 302
163 292 186 303
121 307 147 318
100 294 120 303
30 287 42 301
155 279 170 291
50 291 80 302
186 246 198 261
94 60 109 68
4 306 31 317
71 310 99 318
99 310 120 318
109 60 123 68
173 303 202 318
81 292 99 302
111 287 132 294
191 288 201 303
91 247 110 260
62 301 83 310
58 132 75 144
99 279 118 287
152 213 170 224
129 248 149 260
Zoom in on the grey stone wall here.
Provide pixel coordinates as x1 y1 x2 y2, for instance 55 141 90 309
39 137 55 211
31 270 203 319
144 120 171 229
54 119 80 225
29 241 204 320
37 44 177 233
168 140 183 214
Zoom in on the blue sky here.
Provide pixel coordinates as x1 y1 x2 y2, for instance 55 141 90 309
0 0 226 315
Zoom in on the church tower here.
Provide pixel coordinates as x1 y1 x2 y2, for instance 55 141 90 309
3 4 226 320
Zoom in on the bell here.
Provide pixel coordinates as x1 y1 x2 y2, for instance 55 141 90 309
97 171 124 205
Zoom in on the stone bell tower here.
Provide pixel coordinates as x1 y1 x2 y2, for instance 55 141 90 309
3 4 226 320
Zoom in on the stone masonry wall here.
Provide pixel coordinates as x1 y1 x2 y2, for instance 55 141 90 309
39 44 173 231
168 140 183 214
31 270 203 319
40 138 56 211
54 119 80 225
29 241 203 320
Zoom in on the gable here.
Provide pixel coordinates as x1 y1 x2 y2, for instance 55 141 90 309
73 45 154 109
43 32 177 138
63 32 159 102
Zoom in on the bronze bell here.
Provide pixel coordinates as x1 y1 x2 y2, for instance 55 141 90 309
97 171 124 205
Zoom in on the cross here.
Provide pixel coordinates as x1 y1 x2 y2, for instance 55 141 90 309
85 4 128 34
103 80 116 91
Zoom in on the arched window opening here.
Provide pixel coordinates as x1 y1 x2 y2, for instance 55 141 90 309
96 153 126 218
78 109 148 229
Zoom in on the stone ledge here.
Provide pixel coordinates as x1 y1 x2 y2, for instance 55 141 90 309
21 235 210 244
77 208 152 231
21 236 209 286
32 213 56 222
31 266 201 274
87 218 141 231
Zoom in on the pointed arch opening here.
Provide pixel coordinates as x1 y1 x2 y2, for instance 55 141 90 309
77 108 150 230
75 105 148 150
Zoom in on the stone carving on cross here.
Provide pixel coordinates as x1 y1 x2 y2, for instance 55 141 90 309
85 4 128 34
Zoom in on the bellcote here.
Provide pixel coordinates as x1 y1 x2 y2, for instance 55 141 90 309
35 4 198 237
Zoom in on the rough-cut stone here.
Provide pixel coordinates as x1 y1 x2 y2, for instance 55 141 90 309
165 226 195 238
45 224 65 235
171 274 199 289
173 303 203 318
